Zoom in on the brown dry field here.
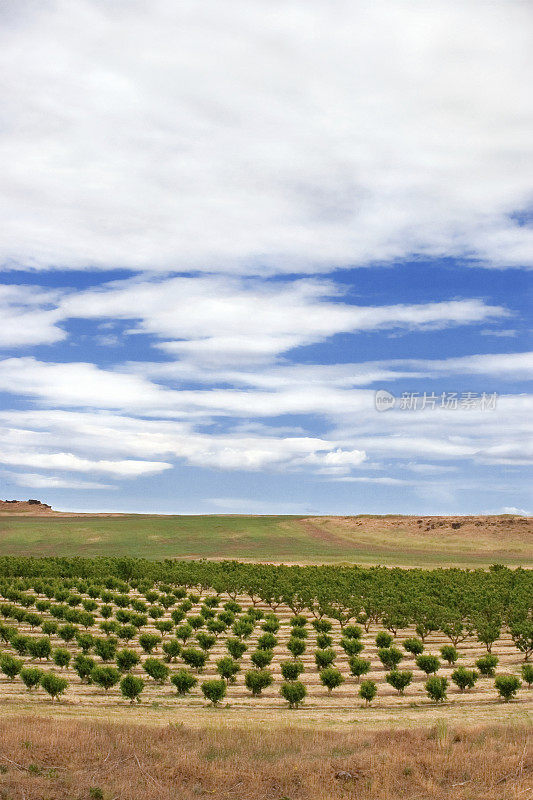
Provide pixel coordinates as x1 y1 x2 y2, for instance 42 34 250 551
0 716 531 800
1 591 532 731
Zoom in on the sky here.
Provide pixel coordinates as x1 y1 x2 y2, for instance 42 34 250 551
0 0 531 515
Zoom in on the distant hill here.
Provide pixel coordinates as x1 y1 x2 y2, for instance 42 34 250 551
0 499 53 514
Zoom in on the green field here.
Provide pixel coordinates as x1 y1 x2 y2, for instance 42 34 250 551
0 514 531 567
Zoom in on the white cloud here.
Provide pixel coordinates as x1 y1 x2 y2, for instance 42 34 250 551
0 285 64 347
0 0 531 273
5 472 113 490
0 449 171 476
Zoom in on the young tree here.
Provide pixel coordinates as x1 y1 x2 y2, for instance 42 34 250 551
91 666 120 692
340 638 364 657
40 672 68 701
494 675 521 702
251 649 274 668
425 676 448 703
201 679 227 706
416 654 441 675
359 679 377 705
28 637 52 661
386 670 413 694
521 664 533 688
143 658 170 684
451 667 479 692
280 660 304 681
120 674 144 704
162 639 182 663
280 680 307 708
116 649 140 672
138 633 162 654
20 666 43 690
287 637 306 658
440 645 459 666
319 667 344 692
181 647 207 672
475 654 499 676
314 648 336 669
244 669 273 696
73 654 96 682
348 657 371 682
375 631 393 648
1 655 23 680
378 647 402 670
94 637 118 662
403 638 424 656
53 648 71 669
257 633 278 650
171 668 198 695
216 656 240 684
226 637 247 660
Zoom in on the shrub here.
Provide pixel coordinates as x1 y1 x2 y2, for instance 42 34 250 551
348 656 371 682
28 637 51 661
232 620 254 639
41 621 58 636
201 679 227 705
143 658 170 683
73 654 95 682
10 634 31 656
244 669 273 696
189 615 204 630
53 648 71 669
20 667 43 690
451 667 479 692
378 646 402 670
521 664 533 688
386 670 413 694
94 637 118 662
476 654 499 677
120 674 144 703
58 624 77 642
226 637 247 660
316 633 333 649
181 647 207 672
340 638 364 657
359 679 377 705
342 624 362 639
196 632 216 652
251 649 274 668
290 615 307 627
425 676 448 703
75 632 95 653
171 668 198 695
162 639 182 663
1 655 23 680
91 666 120 692
440 645 459 665
216 656 240 683
314 648 336 669
290 626 308 640
280 680 307 708
376 631 393 648
287 637 306 658
262 616 280 634
494 674 521 702
280 660 304 681
116 649 140 672
40 672 68 700
138 633 162 654
416 654 440 675
319 667 344 692
257 633 277 650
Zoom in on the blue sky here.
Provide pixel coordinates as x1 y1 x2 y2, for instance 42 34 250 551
0 1 531 514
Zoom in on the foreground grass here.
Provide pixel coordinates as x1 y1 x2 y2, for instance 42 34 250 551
0 514 531 566
0 717 530 800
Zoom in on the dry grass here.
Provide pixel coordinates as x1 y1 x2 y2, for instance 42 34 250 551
0 716 530 800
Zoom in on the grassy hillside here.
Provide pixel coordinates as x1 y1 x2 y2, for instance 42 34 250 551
0 513 531 566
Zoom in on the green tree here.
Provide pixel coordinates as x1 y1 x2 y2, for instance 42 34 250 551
244 668 273 696
251 649 274 668
475 654 499 676
386 670 413 694
280 680 307 708
201 679 227 706
287 637 306 658
416 654 440 675
120 674 144 703
143 658 170 684
1 655 23 680
375 631 393 648
20 666 43 690
359 679 377 705
425 676 447 703
181 647 207 672
94 637 118 662
40 672 68 700
378 647 402 670
116 649 140 672
451 667 478 692
494 674 521 702
226 637 247 660
171 668 198 695
53 648 71 669
348 656 371 682
314 648 336 669
216 656 240 684
73 654 95 682
280 660 304 681
138 633 161 654
319 667 344 692
91 666 120 692
403 638 424 656
521 664 533 688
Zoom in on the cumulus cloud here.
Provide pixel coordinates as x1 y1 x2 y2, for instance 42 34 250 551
0 0 532 273
5 472 113 490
